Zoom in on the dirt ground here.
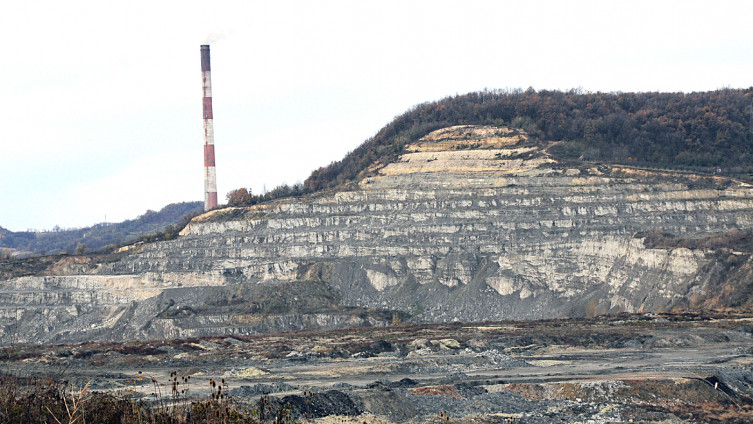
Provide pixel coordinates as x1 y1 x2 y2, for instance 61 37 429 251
4 311 753 423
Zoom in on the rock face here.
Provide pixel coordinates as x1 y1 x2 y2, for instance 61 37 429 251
2 125 753 344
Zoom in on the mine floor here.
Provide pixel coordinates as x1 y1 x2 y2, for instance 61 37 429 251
4 312 753 423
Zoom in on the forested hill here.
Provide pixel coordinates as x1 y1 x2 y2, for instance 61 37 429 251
0 201 202 256
304 88 753 192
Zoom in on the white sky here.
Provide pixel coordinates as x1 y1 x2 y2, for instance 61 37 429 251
1 0 752 231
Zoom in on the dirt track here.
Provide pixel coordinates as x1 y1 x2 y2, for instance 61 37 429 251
4 312 753 423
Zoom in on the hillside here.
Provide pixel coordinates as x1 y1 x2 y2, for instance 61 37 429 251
0 201 202 256
1 125 752 344
304 88 753 192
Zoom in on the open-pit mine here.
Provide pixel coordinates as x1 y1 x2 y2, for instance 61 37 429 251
2 125 753 422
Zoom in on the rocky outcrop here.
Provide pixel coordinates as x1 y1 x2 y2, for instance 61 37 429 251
2 126 753 344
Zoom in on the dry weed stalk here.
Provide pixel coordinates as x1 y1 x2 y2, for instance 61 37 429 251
45 381 91 424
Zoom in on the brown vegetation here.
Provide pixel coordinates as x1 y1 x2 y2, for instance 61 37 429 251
0 372 267 424
304 88 753 193
635 229 753 311
225 184 306 208
638 229 753 251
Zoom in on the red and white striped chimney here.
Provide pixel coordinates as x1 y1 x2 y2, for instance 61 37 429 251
201 45 218 211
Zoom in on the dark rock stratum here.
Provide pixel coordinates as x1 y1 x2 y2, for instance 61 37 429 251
2 126 752 343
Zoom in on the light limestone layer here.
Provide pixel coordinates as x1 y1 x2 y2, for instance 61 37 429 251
2 125 753 343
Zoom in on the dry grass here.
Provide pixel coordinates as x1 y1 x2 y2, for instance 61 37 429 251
0 371 271 424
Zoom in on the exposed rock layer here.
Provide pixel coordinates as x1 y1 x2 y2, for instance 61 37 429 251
2 126 753 343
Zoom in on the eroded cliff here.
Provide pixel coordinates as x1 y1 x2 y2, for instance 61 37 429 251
2 126 752 343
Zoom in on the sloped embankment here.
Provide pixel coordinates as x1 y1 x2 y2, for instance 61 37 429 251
1 125 753 343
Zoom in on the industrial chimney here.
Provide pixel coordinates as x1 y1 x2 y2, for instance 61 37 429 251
201 45 218 211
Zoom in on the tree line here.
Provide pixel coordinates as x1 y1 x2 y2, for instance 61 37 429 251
0 202 203 256
226 183 306 207
301 87 753 192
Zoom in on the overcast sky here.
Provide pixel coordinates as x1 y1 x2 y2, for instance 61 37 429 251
1 0 752 231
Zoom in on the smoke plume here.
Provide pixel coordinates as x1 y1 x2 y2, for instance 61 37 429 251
205 29 234 44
